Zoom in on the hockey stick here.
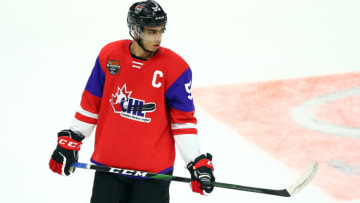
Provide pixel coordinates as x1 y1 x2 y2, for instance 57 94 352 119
72 161 318 197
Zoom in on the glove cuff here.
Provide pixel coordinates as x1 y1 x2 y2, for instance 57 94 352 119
58 129 85 141
194 158 214 171
57 129 85 151
187 153 214 171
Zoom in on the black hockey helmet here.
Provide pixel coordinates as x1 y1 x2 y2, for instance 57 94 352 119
127 0 167 52
127 0 167 29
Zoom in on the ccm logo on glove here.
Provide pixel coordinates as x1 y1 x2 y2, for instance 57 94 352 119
58 136 82 151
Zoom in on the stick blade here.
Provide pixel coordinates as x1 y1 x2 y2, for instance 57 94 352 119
286 161 318 196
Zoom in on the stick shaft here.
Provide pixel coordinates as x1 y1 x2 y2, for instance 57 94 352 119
72 162 313 197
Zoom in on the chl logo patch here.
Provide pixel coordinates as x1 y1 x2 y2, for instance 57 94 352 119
110 84 156 123
107 60 120 75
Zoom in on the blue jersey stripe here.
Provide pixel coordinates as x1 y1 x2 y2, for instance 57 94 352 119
85 56 105 98
165 67 195 112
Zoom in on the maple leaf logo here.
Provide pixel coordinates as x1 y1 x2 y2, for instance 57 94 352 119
110 84 132 113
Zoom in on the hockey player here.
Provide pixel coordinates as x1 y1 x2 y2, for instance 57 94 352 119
49 0 215 202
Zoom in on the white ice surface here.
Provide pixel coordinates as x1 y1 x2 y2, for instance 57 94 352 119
1 0 359 202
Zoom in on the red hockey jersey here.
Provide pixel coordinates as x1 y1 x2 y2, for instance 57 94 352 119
70 40 199 174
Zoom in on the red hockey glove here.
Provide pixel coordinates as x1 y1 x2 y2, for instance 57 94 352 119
49 129 84 176
187 153 215 195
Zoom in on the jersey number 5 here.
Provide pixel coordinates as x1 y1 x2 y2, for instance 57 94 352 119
185 80 193 100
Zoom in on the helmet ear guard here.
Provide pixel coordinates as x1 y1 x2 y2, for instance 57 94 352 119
129 24 144 40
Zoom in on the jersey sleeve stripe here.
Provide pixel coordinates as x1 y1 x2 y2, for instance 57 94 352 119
75 112 97 124
171 123 197 130
172 128 198 135
77 106 99 119
169 109 197 123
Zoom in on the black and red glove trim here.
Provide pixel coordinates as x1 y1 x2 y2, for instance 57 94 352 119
187 153 215 195
49 129 85 176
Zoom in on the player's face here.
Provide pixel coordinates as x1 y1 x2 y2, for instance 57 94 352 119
140 25 165 52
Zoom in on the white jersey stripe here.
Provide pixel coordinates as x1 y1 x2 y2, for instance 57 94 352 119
132 65 141 69
78 106 99 119
132 61 143 65
171 123 197 130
